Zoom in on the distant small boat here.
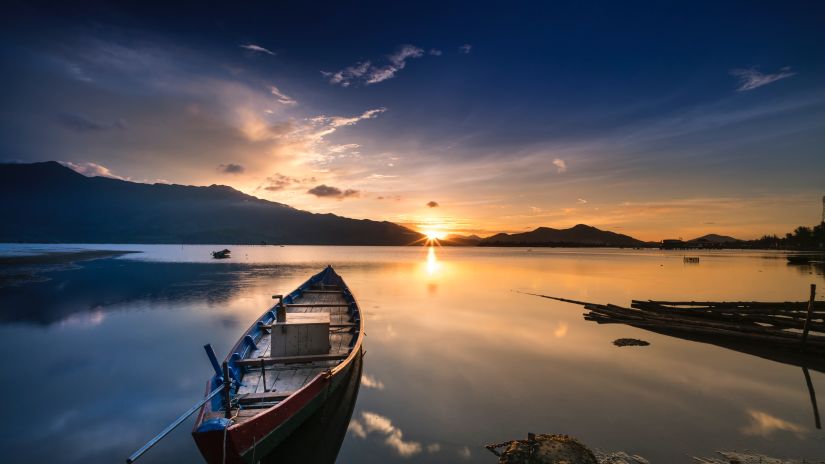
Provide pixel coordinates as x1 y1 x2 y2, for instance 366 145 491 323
787 255 810 264
192 266 363 463
211 249 231 259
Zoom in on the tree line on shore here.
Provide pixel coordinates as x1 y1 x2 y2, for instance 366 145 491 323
747 223 825 251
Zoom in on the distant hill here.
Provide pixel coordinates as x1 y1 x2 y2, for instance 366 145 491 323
440 234 482 246
0 161 424 245
688 234 741 244
479 224 650 247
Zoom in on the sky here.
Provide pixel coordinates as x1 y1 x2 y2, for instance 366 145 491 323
1 1 824 240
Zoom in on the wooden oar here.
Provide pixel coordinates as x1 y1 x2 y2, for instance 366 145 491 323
126 384 223 463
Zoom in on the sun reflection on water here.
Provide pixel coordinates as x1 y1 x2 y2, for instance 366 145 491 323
425 246 440 275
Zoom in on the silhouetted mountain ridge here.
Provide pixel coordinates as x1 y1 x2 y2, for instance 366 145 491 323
0 161 423 245
688 234 741 243
479 224 650 247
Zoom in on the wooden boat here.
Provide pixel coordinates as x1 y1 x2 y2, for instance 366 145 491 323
787 255 811 264
212 249 231 259
192 266 363 463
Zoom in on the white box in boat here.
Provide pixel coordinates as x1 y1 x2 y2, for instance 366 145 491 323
270 312 330 356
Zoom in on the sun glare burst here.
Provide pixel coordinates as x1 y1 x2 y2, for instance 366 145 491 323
423 229 446 241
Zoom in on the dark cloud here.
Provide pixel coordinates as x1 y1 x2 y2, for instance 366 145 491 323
56 112 127 132
427 201 439 208
307 184 360 199
217 163 244 174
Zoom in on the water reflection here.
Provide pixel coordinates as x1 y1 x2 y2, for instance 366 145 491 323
0 260 291 326
741 409 807 438
0 246 822 463
260 351 362 463
787 260 825 280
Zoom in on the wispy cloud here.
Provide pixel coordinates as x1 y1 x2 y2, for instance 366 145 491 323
459 44 472 54
65 63 93 82
258 173 316 192
366 45 424 84
552 158 567 173
428 49 442 56
56 112 126 132
323 45 426 87
239 43 275 56
731 67 796 91
322 61 371 87
270 86 296 105
60 161 127 180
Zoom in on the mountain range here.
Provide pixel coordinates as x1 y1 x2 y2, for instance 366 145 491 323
688 234 741 244
0 161 423 245
478 224 652 247
1 161 741 247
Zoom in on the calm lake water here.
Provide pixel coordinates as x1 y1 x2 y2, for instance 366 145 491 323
0 244 823 463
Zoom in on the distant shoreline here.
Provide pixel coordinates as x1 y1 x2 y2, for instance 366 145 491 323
0 242 809 252
0 250 140 266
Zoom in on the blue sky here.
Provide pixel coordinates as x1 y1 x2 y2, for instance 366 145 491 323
1 1 824 239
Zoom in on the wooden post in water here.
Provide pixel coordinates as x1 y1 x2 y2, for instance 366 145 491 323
802 284 817 350
222 361 232 419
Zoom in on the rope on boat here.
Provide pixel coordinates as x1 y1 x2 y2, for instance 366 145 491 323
222 406 240 464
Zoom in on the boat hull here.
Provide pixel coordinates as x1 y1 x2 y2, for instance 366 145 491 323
193 350 357 464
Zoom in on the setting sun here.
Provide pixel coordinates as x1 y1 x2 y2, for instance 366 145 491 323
423 229 447 241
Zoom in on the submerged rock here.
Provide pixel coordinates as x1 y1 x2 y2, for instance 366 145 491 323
613 338 650 347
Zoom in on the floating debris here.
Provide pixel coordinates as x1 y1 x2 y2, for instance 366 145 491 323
613 338 650 347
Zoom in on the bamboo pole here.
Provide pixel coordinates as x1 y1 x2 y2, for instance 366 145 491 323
514 290 595 306
803 367 822 429
802 284 817 350
585 304 825 347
